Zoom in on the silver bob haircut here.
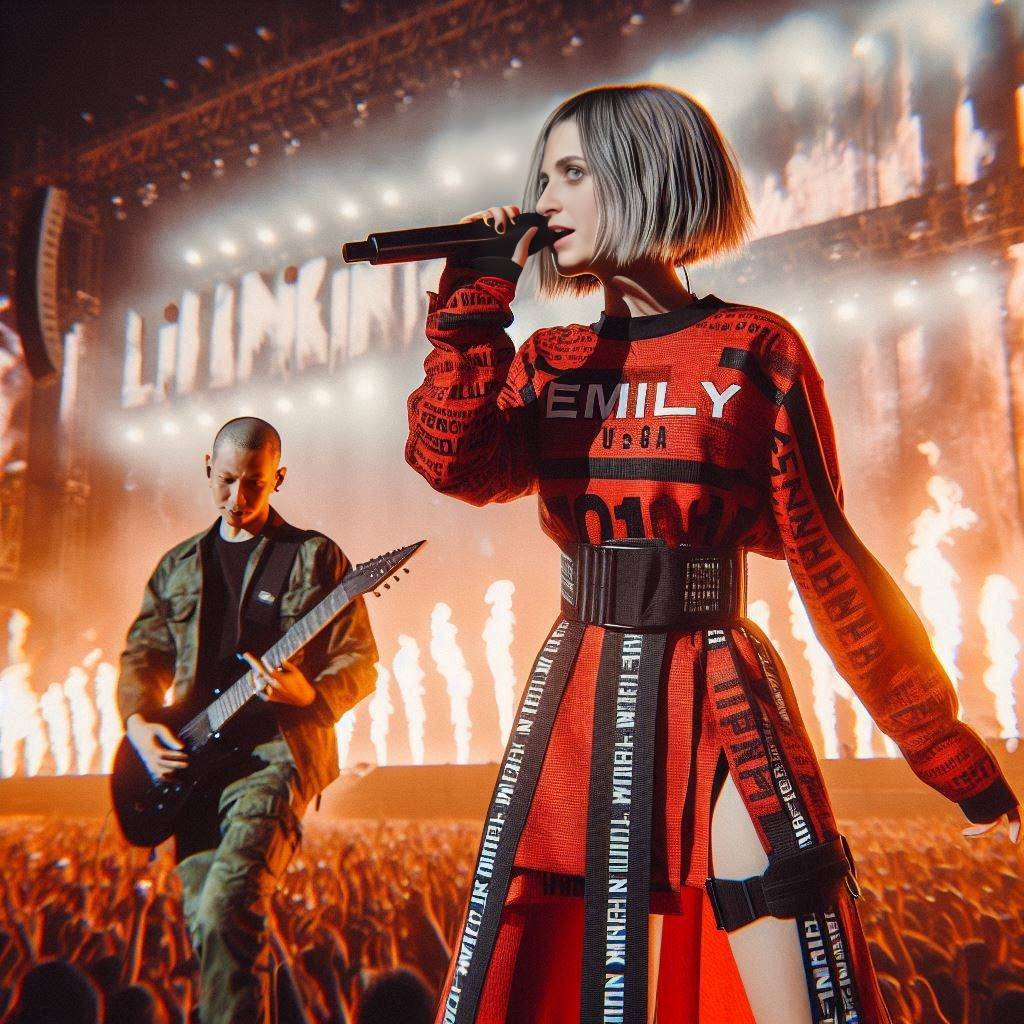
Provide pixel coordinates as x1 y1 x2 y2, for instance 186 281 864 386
522 84 753 297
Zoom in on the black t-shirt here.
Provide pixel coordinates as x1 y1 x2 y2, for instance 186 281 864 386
213 531 262 667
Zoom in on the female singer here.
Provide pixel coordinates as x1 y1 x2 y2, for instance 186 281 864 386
405 84 1019 1024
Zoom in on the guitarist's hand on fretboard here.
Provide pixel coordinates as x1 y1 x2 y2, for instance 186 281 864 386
240 652 317 707
126 714 189 780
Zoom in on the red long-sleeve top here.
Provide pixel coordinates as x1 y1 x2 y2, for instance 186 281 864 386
407 259 1016 886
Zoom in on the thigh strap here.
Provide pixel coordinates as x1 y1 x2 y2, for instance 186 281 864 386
705 834 859 932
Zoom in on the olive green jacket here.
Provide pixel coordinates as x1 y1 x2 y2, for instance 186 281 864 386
117 509 378 802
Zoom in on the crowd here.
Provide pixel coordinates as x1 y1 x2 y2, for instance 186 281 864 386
0 814 1020 1023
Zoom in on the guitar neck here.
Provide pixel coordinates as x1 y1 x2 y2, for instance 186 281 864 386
182 576 353 746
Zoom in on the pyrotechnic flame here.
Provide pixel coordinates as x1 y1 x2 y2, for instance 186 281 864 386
954 97 991 186
979 575 1020 742
368 662 394 766
483 581 516 746
788 583 881 758
393 634 427 765
430 602 474 764
335 708 357 769
7 608 29 663
40 683 72 776
95 662 121 773
0 663 43 778
0 610 45 778
876 48 924 206
903 443 977 696
64 653 102 775
747 599 773 639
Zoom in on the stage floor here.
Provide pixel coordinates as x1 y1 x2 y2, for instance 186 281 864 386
1 748 1020 821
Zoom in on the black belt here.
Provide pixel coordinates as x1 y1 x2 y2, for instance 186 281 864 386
560 539 746 630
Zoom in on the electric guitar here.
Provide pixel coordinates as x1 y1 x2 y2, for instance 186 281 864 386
111 540 424 847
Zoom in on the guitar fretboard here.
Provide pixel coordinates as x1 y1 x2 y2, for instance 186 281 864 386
179 577 353 749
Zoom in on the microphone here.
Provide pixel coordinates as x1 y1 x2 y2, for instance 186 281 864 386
341 212 563 265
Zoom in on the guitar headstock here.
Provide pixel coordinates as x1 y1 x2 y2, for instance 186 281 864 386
347 540 426 598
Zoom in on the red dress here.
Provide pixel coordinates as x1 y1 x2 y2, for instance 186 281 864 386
406 260 1017 1024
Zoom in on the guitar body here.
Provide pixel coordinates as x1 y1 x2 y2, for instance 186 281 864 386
110 703 249 848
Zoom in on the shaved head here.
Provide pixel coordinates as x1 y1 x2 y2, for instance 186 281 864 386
206 417 286 537
211 417 281 462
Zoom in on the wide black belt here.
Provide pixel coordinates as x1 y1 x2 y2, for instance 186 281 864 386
560 539 746 630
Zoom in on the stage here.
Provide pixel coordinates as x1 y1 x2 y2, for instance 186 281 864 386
3 748 1020 822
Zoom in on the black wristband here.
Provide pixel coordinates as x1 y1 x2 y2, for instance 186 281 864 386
958 774 1018 823
468 256 522 283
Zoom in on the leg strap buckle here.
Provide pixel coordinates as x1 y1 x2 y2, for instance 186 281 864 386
705 834 857 932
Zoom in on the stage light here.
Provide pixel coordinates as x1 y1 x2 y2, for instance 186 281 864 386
161 77 180 91
255 26 274 42
111 195 124 207
125 427 144 445
224 42 242 59
508 56 523 70
256 226 277 245
162 419 180 437
494 150 516 171
338 200 359 219
196 55 215 72
835 301 858 322
197 411 215 428
381 188 400 207
184 249 203 266
179 169 192 183
629 12 645 26
893 285 917 309
852 35 877 61
246 142 261 168
355 99 368 114
219 239 238 257
275 397 294 413
80 111 95 126
954 274 979 297
441 167 463 188
0 295 10 313
311 386 332 406
294 213 316 234
286 137 301 154
212 157 226 179
351 370 378 401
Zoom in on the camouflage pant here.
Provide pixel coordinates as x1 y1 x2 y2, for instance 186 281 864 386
175 739 307 1024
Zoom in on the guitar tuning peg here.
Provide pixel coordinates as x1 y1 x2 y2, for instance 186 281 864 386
403 567 410 573
383 582 391 589
373 591 381 598
393 575 400 582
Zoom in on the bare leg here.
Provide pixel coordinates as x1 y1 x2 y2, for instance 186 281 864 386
647 914 663 1023
710 773 814 1024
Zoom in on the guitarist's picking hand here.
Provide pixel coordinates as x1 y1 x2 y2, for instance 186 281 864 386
242 653 316 707
126 714 188 780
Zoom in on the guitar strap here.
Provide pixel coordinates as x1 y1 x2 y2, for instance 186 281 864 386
243 529 311 634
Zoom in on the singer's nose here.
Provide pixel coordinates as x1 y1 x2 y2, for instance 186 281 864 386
536 182 559 217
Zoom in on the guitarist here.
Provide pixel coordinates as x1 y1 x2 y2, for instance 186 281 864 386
117 416 378 1023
